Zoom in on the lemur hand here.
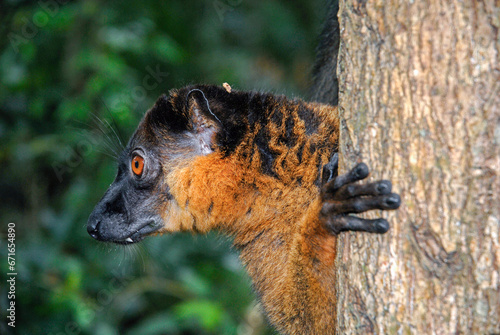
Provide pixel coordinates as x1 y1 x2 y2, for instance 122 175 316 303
320 153 401 234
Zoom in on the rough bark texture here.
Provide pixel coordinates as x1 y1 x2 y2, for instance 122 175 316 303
336 0 500 334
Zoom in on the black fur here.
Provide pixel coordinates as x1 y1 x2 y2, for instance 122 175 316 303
311 0 340 106
145 85 326 178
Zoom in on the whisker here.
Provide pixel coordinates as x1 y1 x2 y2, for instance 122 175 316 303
97 95 126 150
65 126 119 159
53 90 125 157
136 243 147 273
89 113 123 157
67 117 121 158
103 117 125 150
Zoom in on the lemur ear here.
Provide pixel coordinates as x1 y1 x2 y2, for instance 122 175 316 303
186 89 223 155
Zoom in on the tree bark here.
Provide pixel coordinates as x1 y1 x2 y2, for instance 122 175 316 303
336 0 500 334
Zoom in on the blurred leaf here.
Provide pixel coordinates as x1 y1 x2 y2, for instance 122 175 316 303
174 299 225 332
179 268 211 296
151 34 185 64
98 25 146 53
0 50 27 87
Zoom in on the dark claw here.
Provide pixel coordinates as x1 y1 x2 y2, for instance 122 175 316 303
384 193 401 208
321 193 401 215
328 180 393 200
376 180 392 194
325 216 390 234
322 153 339 185
333 162 369 190
322 162 370 196
351 163 369 180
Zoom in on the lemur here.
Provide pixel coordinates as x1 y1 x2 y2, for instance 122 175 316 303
88 1 400 333
87 82 401 334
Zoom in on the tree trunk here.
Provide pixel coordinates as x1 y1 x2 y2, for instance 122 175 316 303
335 0 500 334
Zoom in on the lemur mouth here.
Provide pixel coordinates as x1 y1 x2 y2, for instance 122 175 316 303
112 219 163 245
100 219 162 245
115 235 144 245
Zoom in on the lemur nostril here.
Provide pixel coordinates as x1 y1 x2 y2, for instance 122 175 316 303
87 220 101 240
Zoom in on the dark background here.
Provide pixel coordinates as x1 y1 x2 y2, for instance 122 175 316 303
0 0 323 334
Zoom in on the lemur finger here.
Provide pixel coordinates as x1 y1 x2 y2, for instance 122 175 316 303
325 215 390 234
331 180 392 200
322 163 369 195
321 193 401 215
322 153 339 185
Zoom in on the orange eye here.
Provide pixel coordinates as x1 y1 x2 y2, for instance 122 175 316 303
131 155 144 176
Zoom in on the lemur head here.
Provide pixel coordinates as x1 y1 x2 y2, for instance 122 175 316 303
87 84 248 244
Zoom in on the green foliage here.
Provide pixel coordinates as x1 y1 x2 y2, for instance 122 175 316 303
0 0 321 334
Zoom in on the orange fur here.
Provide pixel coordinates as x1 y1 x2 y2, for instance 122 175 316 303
146 94 340 334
